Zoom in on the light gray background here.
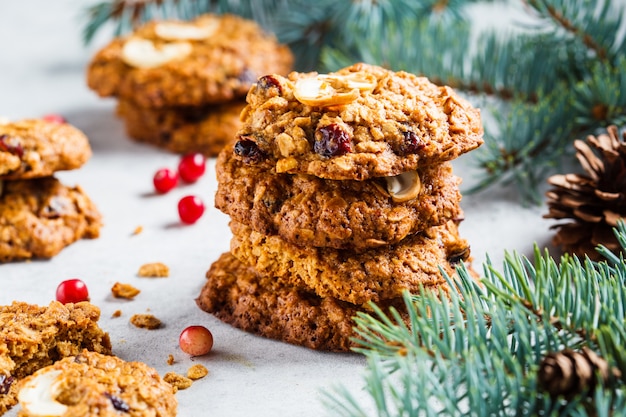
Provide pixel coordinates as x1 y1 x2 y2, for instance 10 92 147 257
0 1 552 416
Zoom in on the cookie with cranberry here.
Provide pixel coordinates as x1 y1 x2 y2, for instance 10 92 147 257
216 142 463 250
0 177 102 262
198 252 408 351
0 119 91 180
234 63 483 180
87 14 293 108
117 99 245 156
16 350 176 417
229 220 469 305
0 301 111 415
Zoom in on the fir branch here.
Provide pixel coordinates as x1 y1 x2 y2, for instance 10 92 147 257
326 221 626 416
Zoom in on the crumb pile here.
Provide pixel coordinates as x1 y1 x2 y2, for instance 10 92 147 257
0 119 102 262
197 63 484 351
87 14 293 157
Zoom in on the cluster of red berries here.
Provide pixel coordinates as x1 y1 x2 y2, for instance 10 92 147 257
55 279 214 356
153 153 207 224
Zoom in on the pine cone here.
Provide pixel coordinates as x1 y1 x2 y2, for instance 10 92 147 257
538 347 619 399
544 125 626 261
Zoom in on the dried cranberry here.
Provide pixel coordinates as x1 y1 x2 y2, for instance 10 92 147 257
0 134 24 158
234 138 265 164
0 375 14 395
400 131 425 155
256 75 282 95
105 392 130 412
314 124 352 157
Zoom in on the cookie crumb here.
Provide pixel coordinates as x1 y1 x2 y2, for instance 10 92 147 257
187 364 208 380
163 372 192 391
111 282 141 299
130 314 162 329
138 262 170 278
132 225 143 235
167 354 175 365
112 309 122 318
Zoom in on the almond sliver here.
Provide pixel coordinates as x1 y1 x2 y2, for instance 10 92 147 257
294 77 359 107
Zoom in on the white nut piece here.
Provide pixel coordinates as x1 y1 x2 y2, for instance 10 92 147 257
121 38 192 69
154 20 219 40
18 369 68 416
294 73 376 107
0 116 10 125
384 171 421 202
321 73 377 92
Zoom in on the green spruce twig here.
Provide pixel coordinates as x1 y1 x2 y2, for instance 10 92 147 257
322 220 626 416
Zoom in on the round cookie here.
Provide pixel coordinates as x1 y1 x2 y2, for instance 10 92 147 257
0 119 91 180
117 100 245 156
0 177 102 262
0 301 111 415
87 14 294 108
16 350 176 417
197 252 408 352
216 143 463 250
229 220 470 305
233 63 483 180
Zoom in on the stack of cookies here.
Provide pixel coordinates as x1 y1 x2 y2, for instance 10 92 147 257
87 14 293 157
197 63 484 351
0 119 102 262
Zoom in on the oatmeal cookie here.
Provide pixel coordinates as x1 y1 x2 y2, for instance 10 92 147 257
16 350 176 417
229 220 469 305
0 177 102 262
198 252 407 351
0 301 111 415
0 119 91 180
234 63 483 180
87 14 293 108
216 143 463 250
117 99 245 156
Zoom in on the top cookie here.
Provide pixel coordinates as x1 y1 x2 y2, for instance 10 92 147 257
234 63 483 180
87 14 294 108
0 119 92 180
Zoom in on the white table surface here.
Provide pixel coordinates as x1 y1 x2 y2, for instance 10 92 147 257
0 1 553 416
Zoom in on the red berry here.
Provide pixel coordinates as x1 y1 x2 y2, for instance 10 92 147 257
56 279 90 304
153 168 178 194
42 114 66 124
178 195 205 224
179 325 213 356
178 153 206 183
